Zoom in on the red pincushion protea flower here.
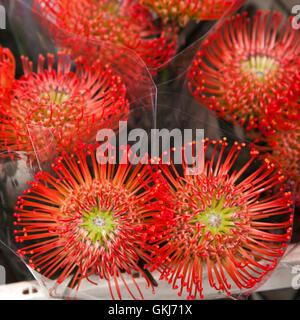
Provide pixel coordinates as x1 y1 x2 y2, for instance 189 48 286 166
188 11 300 136
0 53 129 156
149 138 293 299
0 46 15 102
140 0 236 26
33 0 178 71
14 143 163 299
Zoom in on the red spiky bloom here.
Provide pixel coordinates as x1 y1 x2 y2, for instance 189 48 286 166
0 53 129 156
188 11 300 136
149 138 293 299
33 0 178 71
0 46 15 102
140 0 235 26
14 143 164 299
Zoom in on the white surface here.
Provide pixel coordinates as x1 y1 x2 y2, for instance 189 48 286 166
0 244 300 300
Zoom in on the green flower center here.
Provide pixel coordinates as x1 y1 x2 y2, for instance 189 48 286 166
80 207 117 245
189 195 241 236
41 88 70 106
29 88 84 124
242 55 278 80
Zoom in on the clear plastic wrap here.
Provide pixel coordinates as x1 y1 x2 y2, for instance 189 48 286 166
1 0 159 299
150 0 298 298
0 100 158 299
0 128 56 286
0 104 295 300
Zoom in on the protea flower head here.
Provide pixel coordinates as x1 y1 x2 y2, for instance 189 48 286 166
33 0 178 71
188 11 300 136
0 52 129 157
14 143 164 299
0 46 15 102
140 0 236 26
149 138 293 299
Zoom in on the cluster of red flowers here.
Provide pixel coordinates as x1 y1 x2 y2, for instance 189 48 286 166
14 140 293 299
0 0 297 301
33 0 178 71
